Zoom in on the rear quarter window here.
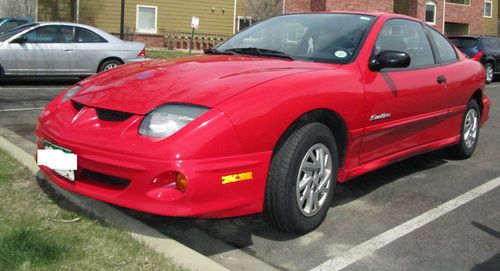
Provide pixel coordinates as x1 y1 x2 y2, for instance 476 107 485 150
427 27 457 64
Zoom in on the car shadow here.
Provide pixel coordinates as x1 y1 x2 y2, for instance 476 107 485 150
35 149 449 258
0 77 82 86
123 149 449 256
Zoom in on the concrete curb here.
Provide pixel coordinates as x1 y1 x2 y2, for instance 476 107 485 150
0 133 229 271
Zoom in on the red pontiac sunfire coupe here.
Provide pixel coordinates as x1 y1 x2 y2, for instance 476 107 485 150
36 12 490 233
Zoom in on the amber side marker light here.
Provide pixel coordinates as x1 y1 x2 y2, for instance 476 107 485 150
221 172 253 184
176 173 188 192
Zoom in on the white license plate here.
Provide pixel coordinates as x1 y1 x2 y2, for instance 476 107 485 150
43 141 75 181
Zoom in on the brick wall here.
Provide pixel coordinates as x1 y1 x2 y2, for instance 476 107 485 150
285 0 312 12
284 0 484 35
445 1 484 35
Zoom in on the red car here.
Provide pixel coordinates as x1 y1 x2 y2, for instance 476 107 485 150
36 12 490 233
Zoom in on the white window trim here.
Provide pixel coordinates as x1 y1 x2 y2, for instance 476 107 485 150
446 0 471 6
484 0 493 18
425 1 437 25
236 16 253 32
136 5 158 34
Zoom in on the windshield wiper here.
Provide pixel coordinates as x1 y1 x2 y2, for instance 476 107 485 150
203 48 236 55
223 47 294 60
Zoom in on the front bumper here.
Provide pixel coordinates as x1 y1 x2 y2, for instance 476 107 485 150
36 126 272 218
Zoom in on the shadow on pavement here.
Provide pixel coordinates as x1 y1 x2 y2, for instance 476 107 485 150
0 77 82 86
35 146 450 258
124 149 449 256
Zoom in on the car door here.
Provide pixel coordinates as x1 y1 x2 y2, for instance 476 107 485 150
359 19 449 164
3 25 76 75
425 26 478 136
71 27 110 74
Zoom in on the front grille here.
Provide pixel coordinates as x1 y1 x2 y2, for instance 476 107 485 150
95 108 133 122
81 169 131 188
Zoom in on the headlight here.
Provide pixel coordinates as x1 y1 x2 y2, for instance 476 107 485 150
61 85 82 102
139 104 208 138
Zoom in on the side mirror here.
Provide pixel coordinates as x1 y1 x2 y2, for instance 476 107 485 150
369 50 411 71
11 36 27 44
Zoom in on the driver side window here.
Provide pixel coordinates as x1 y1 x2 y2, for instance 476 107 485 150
375 19 435 69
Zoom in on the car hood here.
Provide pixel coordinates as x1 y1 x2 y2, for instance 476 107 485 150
72 55 336 115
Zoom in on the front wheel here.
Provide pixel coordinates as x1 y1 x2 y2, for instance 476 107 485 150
264 123 338 234
447 100 480 159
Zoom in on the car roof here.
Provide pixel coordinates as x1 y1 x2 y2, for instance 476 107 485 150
284 11 417 19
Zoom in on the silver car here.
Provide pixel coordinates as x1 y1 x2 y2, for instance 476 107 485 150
0 22 145 76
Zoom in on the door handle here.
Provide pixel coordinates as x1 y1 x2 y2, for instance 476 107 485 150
437 75 447 84
64 48 72 52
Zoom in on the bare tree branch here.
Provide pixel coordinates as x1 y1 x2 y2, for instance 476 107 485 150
246 0 283 20
1 0 35 18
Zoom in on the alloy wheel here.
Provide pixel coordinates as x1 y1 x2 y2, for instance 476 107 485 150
296 143 333 217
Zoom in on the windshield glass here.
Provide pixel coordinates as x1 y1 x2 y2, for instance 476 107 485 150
449 38 478 49
215 13 375 63
0 23 37 41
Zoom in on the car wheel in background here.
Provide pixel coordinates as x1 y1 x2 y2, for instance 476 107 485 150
264 123 338 234
447 99 480 159
98 59 123 72
485 63 494 84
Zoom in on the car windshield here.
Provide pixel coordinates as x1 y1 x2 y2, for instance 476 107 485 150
214 13 375 63
449 38 478 49
0 23 37 41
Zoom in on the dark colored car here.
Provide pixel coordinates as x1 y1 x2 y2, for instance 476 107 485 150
449 36 500 84
0 18 32 34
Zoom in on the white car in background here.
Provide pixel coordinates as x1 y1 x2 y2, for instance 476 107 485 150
0 22 146 77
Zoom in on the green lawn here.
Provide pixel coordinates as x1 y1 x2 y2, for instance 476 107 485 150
0 149 184 271
146 50 194 59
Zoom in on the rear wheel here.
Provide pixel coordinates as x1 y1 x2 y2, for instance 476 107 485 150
485 63 494 84
264 123 338 234
98 59 122 72
447 99 480 159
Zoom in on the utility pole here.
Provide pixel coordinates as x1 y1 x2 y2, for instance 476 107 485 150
120 0 125 40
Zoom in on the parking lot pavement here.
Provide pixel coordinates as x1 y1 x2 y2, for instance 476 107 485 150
1 80 499 271
0 79 75 142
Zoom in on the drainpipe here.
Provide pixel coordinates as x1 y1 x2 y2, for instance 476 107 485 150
233 0 237 34
120 0 125 40
76 0 80 23
283 0 286 14
442 0 446 33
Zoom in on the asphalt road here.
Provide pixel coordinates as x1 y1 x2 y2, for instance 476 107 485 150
1 79 499 271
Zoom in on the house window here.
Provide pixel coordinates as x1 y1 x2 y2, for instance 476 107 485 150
484 0 493 18
136 5 157 34
236 16 253 32
446 0 471 5
425 1 437 25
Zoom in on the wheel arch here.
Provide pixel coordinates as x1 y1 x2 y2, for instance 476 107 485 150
272 109 348 167
471 89 484 115
97 57 124 72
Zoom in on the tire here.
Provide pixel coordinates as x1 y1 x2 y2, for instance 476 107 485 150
98 59 122 73
447 99 480 159
264 123 339 234
485 63 494 84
